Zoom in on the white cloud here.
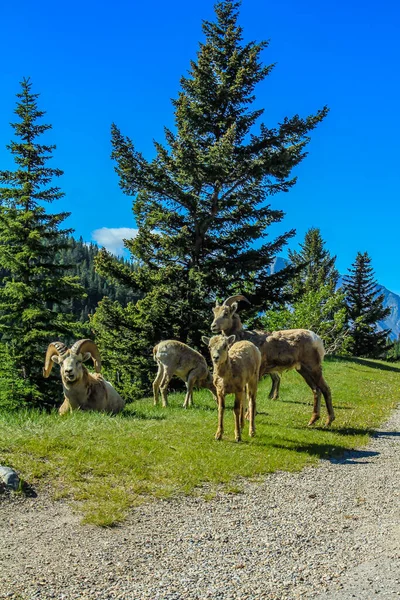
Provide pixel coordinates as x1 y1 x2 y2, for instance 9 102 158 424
91 227 139 256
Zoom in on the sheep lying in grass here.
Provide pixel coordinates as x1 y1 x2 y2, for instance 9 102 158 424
43 339 125 415
153 340 217 408
202 334 261 442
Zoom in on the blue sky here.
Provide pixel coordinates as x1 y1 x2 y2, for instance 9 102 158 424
1 0 399 292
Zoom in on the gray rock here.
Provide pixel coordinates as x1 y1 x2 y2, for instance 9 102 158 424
0 465 20 491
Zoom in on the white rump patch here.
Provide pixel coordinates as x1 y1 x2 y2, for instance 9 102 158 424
306 330 325 359
306 330 321 344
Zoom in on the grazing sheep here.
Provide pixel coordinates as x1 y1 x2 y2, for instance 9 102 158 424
211 295 334 426
153 340 217 408
43 339 125 415
202 334 261 442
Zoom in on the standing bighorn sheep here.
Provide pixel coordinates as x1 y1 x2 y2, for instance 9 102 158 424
153 340 217 408
211 295 335 426
202 334 261 442
43 339 125 414
211 296 281 400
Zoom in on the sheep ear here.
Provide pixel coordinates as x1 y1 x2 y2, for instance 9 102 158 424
230 302 238 315
202 336 210 346
82 352 92 363
227 335 236 346
51 355 62 365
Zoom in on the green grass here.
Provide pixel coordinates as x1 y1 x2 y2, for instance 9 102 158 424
0 357 399 526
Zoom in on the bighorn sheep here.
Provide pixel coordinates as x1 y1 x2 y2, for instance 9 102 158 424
43 339 125 415
211 296 281 400
153 340 217 408
202 334 261 442
211 296 335 426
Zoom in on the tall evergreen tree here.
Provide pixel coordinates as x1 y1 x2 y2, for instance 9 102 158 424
288 227 339 297
343 252 391 357
0 78 84 406
94 1 328 397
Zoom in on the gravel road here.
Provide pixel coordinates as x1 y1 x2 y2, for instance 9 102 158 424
0 407 399 600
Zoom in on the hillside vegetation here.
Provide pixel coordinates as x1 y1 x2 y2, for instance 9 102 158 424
0 357 398 526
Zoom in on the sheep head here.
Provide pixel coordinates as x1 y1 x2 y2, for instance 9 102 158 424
211 294 250 334
43 339 101 384
202 334 236 366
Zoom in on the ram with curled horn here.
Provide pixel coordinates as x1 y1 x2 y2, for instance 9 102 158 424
43 339 125 415
211 295 335 427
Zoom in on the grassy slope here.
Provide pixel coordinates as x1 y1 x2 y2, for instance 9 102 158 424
0 357 399 526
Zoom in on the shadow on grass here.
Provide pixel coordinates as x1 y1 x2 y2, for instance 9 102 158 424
186 404 218 413
267 440 347 460
279 398 353 410
334 356 400 373
120 409 167 421
288 424 373 436
332 426 374 436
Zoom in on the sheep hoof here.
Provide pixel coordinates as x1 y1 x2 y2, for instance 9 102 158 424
249 430 255 437
215 431 223 441
235 436 241 443
325 415 335 427
308 414 320 426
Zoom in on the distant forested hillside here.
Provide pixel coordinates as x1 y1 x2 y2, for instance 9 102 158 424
55 237 139 322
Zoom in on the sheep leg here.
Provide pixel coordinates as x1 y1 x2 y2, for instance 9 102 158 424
153 363 164 406
313 371 335 426
183 368 199 408
160 369 173 407
215 393 225 441
233 391 245 442
268 373 281 400
59 398 72 415
297 366 321 426
247 380 257 437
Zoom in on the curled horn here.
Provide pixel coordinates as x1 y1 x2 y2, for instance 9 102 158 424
70 339 101 373
43 342 69 378
223 295 251 307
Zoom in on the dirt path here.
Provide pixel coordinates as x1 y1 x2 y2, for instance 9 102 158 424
1 407 399 600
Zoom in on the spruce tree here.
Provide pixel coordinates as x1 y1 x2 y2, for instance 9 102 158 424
343 252 391 357
94 1 328 396
0 78 84 406
288 227 339 297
